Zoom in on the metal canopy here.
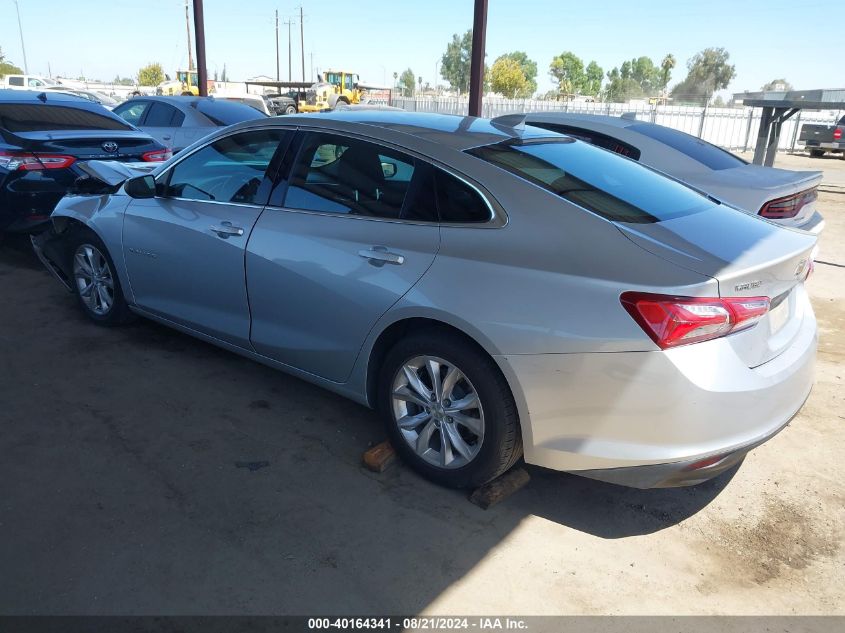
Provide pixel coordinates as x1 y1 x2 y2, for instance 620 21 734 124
733 89 845 166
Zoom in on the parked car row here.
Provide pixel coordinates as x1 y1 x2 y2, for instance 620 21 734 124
27 109 819 491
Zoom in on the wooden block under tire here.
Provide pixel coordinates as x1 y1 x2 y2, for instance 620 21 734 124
469 467 531 509
363 441 397 473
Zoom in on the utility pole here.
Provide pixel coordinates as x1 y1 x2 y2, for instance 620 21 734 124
468 0 488 117
275 10 280 81
192 0 208 96
184 0 194 71
284 19 294 81
13 0 29 74
299 6 305 83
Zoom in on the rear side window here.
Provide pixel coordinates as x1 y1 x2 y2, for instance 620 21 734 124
284 132 415 219
8 77 24 86
468 139 712 224
628 123 746 170
0 104 133 132
144 102 185 127
195 100 266 126
530 122 641 160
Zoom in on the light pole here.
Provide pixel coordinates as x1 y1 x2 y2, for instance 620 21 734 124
13 0 29 74
434 59 440 95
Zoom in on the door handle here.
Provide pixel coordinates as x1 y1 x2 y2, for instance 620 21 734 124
210 221 244 238
358 246 405 266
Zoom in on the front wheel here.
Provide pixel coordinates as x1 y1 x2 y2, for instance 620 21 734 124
809 149 825 158
68 230 133 326
284 104 297 115
379 331 523 488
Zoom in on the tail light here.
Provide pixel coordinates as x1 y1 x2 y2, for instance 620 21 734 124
834 128 842 141
759 187 817 219
141 149 172 162
621 292 770 349
0 150 75 171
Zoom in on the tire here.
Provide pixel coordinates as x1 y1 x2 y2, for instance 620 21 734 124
809 149 825 158
378 330 523 488
284 104 297 115
67 229 133 326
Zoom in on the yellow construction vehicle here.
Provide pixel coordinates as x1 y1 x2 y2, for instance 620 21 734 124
157 70 201 96
298 70 364 112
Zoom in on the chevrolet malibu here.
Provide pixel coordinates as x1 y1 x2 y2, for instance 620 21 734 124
32 111 818 489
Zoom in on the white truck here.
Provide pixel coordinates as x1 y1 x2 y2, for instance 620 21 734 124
2 74 63 90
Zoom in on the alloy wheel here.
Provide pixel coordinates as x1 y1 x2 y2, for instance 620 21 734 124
391 355 485 469
73 244 114 316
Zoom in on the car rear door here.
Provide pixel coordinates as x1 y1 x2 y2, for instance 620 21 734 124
246 130 440 382
139 101 186 151
123 128 291 348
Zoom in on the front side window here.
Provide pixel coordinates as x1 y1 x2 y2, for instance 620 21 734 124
163 129 287 204
114 101 150 126
468 139 712 224
28 78 44 87
283 132 416 219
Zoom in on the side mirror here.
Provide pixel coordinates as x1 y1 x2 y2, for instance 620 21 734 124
124 175 156 199
381 162 397 179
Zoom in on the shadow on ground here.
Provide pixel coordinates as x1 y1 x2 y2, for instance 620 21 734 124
0 234 733 614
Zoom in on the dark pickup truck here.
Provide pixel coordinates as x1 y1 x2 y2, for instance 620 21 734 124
800 115 845 157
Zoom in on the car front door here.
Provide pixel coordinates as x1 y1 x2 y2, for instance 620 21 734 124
123 128 291 348
246 130 440 382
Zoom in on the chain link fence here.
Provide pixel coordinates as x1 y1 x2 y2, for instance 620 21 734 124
388 96 843 153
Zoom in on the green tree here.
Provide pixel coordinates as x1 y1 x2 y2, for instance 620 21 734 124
660 54 676 91
137 62 165 86
221 64 228 82
440 30 473 94
490 57 529 98
761 78 792 92
400 68 416 96
549 51 585 96
0 47 24 79
583 61 604 97
496 51 537 96
671 47 736 105
605 67 642 102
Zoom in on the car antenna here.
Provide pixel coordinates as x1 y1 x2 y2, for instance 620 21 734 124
491 113 526 131
37 92 47 102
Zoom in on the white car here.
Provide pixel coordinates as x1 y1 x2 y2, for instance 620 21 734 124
525 113 825 234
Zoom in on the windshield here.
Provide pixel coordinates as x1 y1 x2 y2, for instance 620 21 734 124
468 139 714 224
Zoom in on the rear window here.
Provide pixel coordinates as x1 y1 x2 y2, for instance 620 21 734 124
467 139 712 224
0 104 132 132
628 123 746 170
195 100 266 126
530 122 641 160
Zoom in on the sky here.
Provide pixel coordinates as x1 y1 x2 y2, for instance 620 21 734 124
1 0 841 97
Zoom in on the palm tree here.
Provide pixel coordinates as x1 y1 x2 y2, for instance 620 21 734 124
660 54 676 92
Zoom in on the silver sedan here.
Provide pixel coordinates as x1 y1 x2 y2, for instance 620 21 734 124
525 112 825 234
32 111 818 489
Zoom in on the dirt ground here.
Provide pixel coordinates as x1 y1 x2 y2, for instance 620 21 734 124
0 152 842 616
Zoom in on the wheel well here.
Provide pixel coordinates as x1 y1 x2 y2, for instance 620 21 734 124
365 317 496 407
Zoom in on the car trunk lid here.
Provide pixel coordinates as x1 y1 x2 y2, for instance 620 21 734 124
10 130 161 162
616 204 817 366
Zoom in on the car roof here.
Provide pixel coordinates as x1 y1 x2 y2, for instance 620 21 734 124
279 110 562 150
0 88 90 103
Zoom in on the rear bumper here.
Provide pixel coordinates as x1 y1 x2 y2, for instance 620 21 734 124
803 140 845 151
495 290 817 488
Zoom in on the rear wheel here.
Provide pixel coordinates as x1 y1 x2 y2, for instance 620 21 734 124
68 230 132 326
379 331 522 488
284 104 297 115
809 149 825 158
